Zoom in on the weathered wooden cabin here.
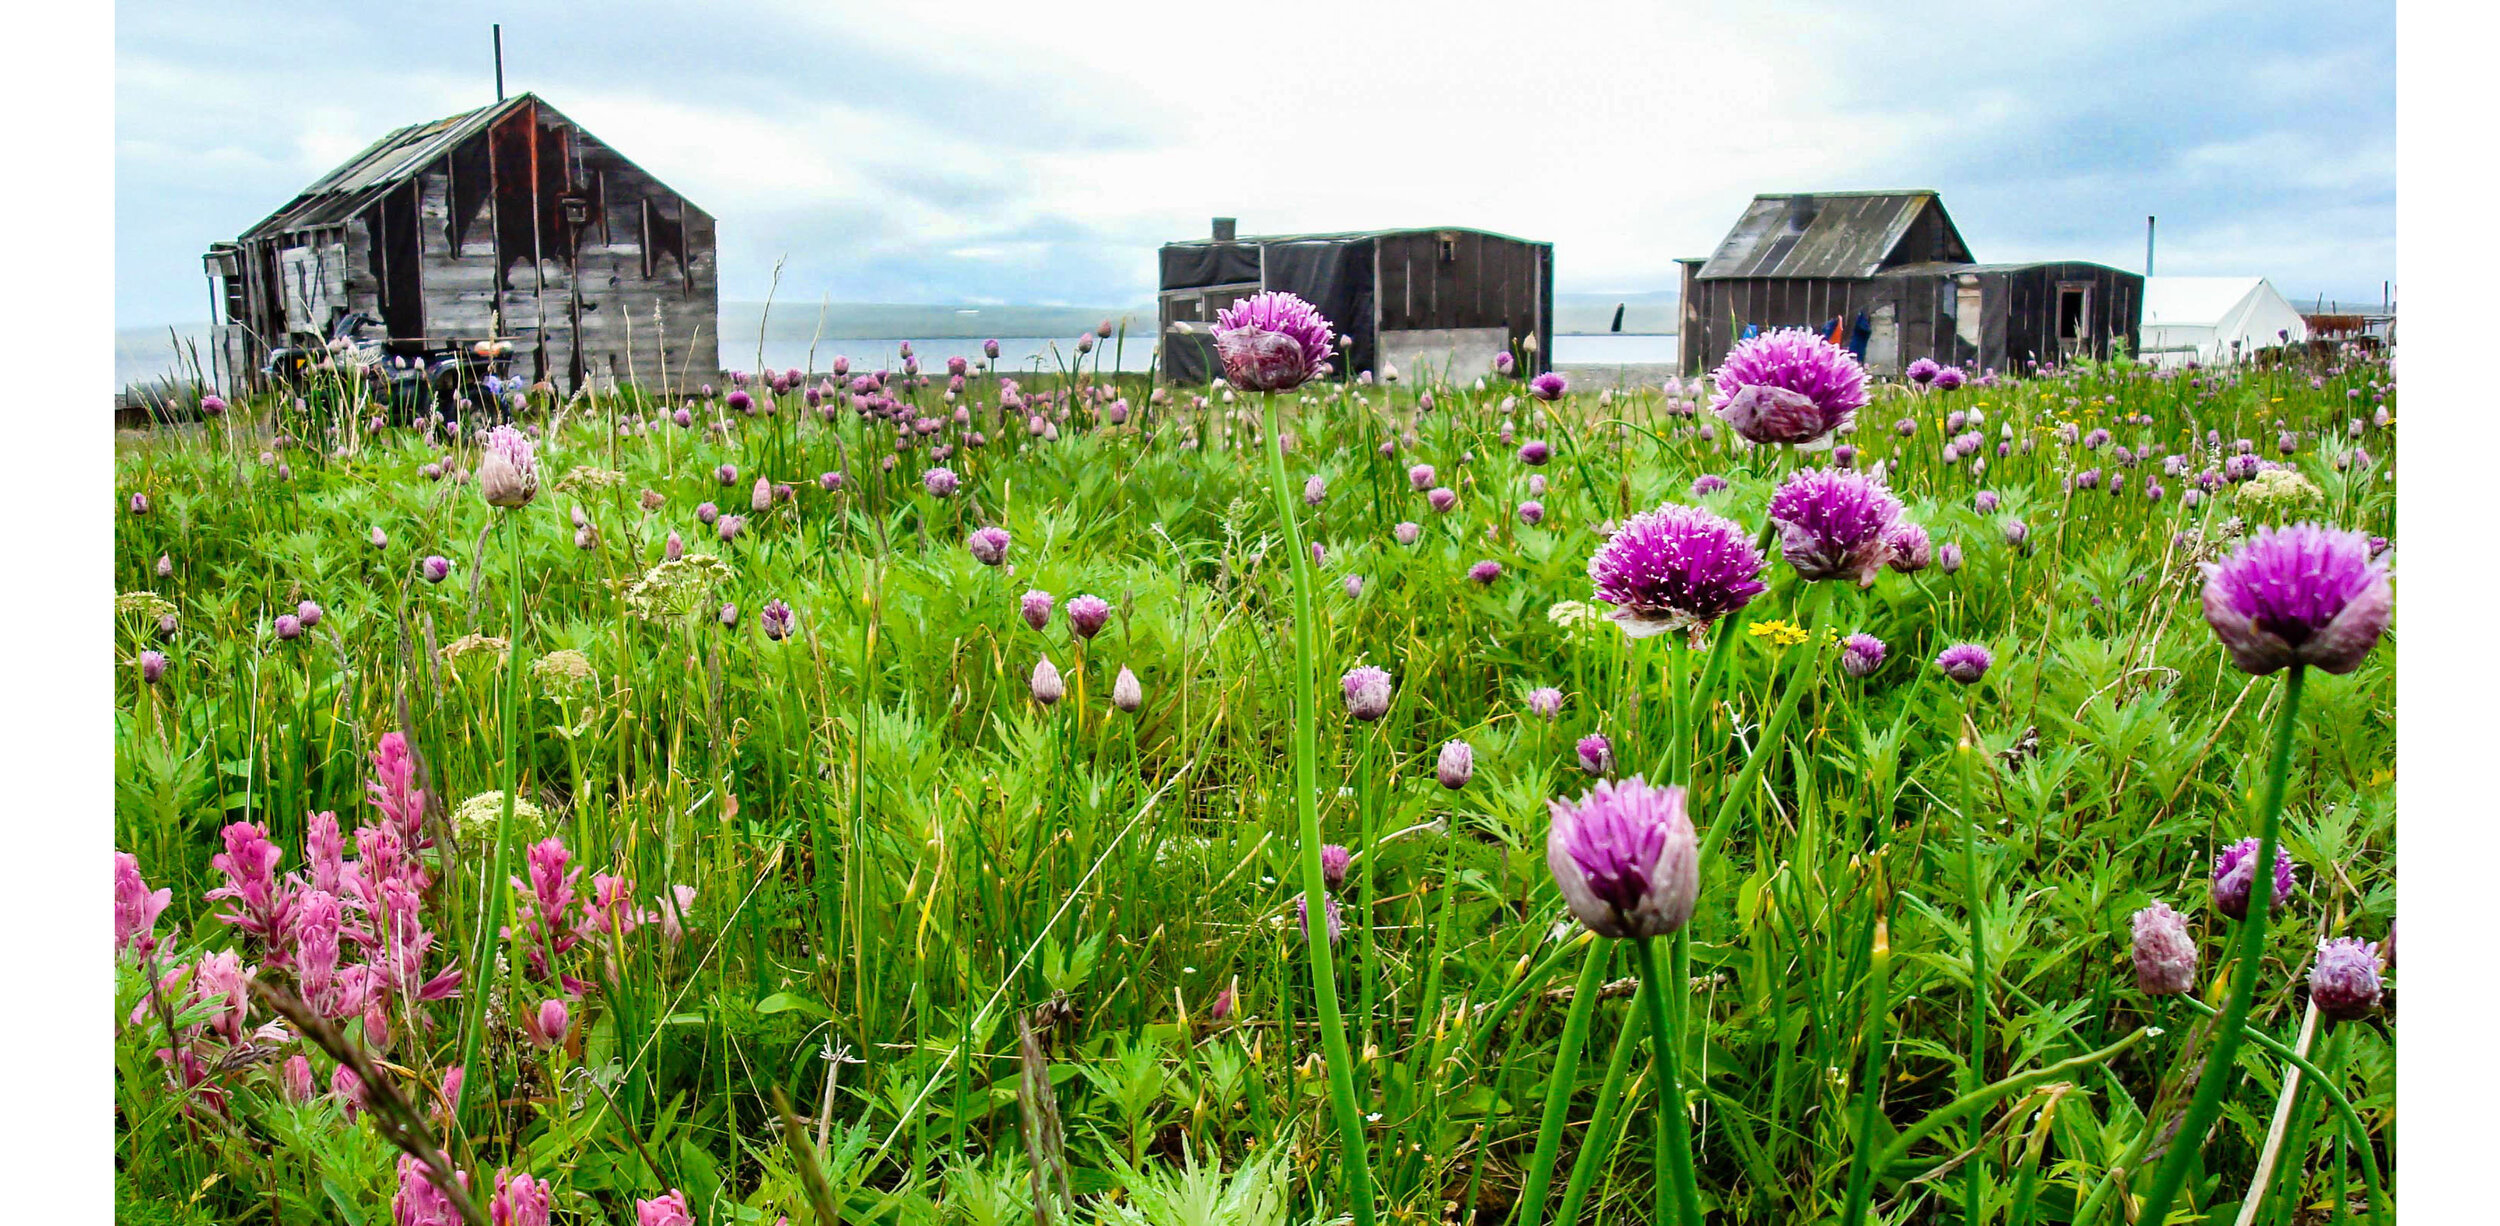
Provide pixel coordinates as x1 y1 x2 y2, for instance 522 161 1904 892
1158 219 1553 384
204 93 718 395
1677 192 2140 379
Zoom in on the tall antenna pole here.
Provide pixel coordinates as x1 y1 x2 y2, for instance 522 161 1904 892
2145 215 2155 277
493 24 505 102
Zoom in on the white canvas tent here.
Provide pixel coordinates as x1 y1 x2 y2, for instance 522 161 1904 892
2139 277 2308 368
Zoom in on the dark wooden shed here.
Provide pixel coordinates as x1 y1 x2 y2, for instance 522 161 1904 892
204 93 718 396
1158 220 1552 385
1678 191 2140 379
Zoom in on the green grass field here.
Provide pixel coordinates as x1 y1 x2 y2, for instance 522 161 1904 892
112 343 2394 1225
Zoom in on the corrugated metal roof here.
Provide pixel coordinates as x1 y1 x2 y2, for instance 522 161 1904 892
239 96 530 241
1698 192 1962 280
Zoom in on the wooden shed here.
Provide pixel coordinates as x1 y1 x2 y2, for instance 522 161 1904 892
1158 220 1552 385
1677 192 2140 379
204 93 718 396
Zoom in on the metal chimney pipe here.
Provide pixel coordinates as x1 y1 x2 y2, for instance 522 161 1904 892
1212 217 1237 242
494 24 505 101
2145 215 2155 277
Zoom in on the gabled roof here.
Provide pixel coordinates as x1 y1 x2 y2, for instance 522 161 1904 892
1162 225 1548 248
1698 191 1970 280
240 96 531 242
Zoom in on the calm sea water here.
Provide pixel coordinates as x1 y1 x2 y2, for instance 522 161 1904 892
115 328 1677 395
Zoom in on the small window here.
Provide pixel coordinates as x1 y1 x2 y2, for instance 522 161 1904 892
1438 238 1457 262
2057 284 2092 341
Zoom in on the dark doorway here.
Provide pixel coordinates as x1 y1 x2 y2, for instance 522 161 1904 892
377 183 425 339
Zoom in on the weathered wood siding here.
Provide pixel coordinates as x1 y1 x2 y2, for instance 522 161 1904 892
1374 231 1551 373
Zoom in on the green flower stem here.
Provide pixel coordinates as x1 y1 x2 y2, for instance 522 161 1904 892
1838 918 1895 1226
1635 935 1704 1225
1516 940 1610 1226
2132 664 2308 1226
1555 989 1647 1226
1261 390 1375 1226
1956 730 1991 1222
455 509 527 1134
1876 1026 2154 1170
1465 933 1595 1068
2177 998 2387 1226
1699 580 1829 866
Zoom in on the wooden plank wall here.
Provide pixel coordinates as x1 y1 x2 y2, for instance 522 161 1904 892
406 124 719 391
1375 232 1546 368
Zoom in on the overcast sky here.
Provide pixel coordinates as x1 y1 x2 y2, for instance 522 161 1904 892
115 0 2394 327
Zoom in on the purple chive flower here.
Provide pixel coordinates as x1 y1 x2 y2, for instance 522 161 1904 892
1212 292 1336 392
1840 633 1886 678
664 531 686 562
2308 937 2384 1020
1529 372 1568 401
1895 417 1918 438
1030 658 1065 705
1710 329 1867 445
139 650 168 684
1297 892 1346 945
1935 642 1992 684
156 554 173 579
696 501 720 526
1304 474 1327 506
1690 474 1728 497
1937 542 1964 574
1546 777 1699 939
1494 351 1516 376
1342 665 1393 721
1932 367 1966 391
968 527 1011 566
923 466 959 498
821 471 845 492
760 599 796 641
1408 464 1437 492
718 602 739 628
1576 733 1614 775
1467 560 1503 585
1112 666 1143 713
1767 469 1904 586
2002 518 2029 548
2131 901 2199 995
1021 590 1054 632
479 424 539 508
717 515 745 542
1344 574 1364 598
1066 594 1111 639
1429 488 1459 514
1586 504 1767 640
1884 522 1933 574
294 600 323 629
1527 686 1565 718
1319 843 1352 890
1975 491 2000 513
2200 523 2393 675
274 614 303 640
1517 500 1546 526
1518 440 1551 466
2211 837 2297 921
129 491 150 516
1906 357 1941 385
1394 521 1422 546
1437 740 1475 789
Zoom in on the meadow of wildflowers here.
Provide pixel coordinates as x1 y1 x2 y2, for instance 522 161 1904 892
113 318 2394 1225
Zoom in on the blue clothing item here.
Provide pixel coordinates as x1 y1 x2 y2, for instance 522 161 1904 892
1741 323 1760 340
1847 310 1872 361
